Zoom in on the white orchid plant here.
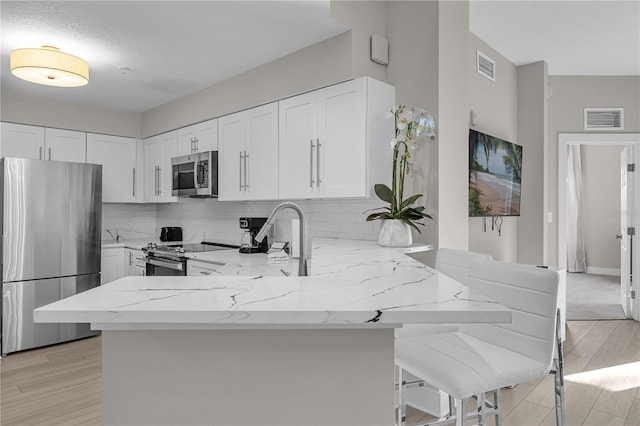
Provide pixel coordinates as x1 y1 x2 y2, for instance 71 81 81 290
366 105 436 232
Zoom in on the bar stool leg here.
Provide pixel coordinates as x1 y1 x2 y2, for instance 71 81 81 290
396 364 407 426
455 398 466 426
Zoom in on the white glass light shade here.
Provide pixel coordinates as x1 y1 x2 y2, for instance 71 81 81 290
10 46 89 87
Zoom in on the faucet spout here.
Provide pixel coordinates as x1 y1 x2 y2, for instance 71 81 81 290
255 202 310 276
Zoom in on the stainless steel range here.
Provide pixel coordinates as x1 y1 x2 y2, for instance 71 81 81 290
144 242 238 276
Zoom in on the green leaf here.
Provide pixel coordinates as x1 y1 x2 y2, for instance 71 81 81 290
400 194 423 209
405 220 423 234
366 212 393 221
374 184 394 204
363 206 390 214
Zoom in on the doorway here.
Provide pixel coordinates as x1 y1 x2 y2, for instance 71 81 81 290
558 133 640 321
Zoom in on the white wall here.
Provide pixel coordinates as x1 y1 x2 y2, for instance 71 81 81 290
141 32 353 138
517 61 548 265
0 90 141 138
437 0 470 252
547 76 640 267
385 0 439 266
581 144 623 272
467 34 518 261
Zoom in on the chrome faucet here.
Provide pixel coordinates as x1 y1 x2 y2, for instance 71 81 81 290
255 202 310 276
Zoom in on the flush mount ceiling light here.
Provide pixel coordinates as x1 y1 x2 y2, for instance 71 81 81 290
10 46 89 87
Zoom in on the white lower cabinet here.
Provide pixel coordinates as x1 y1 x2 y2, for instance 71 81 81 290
101 247 125 285
187 259 223 276
125 248 146 276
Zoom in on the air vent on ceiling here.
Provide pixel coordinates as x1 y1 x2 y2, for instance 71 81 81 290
584 108 624 130
476 50 495 82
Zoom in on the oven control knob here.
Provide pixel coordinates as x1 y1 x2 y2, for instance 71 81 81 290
177 247 185 253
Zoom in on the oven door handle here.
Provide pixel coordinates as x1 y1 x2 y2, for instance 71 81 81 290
146 257 184 272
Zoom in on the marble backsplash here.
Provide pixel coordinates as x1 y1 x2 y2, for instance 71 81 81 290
102 198 385 246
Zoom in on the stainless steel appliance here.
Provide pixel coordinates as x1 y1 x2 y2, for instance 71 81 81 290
1 158 102 356
171 151 218 198
144 242 238 276
239 217 268 254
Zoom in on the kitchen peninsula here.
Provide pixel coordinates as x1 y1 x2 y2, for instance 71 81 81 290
35 238 512 426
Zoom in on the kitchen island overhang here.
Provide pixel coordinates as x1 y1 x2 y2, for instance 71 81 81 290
34 239 512 426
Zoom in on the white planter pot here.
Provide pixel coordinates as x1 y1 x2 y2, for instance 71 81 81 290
378 219 412 247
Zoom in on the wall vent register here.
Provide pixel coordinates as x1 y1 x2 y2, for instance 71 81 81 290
584 107 624 130
476 50 496 82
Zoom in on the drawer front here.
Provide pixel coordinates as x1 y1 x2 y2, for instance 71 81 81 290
187 261 222 277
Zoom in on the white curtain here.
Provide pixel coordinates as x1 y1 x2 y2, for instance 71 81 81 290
567 144 586 272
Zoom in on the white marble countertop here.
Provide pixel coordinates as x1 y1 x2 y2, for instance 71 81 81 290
36 238 511 329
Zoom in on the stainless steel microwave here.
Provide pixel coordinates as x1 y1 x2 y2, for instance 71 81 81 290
171 151 218 198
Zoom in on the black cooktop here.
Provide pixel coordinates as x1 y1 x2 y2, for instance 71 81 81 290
164 242 238 252
147 242 239 257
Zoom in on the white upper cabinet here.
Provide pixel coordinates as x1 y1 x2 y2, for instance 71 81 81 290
218 102 278 201
144 131 178 203
177 118 218 156
87 133 139 203
1 122 45 159
1 123 86 163
278 92 317 199
278 77 394 199
44 128 86 163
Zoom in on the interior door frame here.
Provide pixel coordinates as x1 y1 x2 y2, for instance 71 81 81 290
558 133 640 321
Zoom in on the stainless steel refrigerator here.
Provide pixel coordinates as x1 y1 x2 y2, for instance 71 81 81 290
1 157 102 356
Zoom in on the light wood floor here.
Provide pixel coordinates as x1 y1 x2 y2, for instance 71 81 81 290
1 320 639 426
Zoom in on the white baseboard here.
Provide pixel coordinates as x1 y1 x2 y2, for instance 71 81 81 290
585 267 621 277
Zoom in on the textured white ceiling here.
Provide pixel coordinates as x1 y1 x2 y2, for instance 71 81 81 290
0 1 347 112
470 0 640 76
2 1 638 115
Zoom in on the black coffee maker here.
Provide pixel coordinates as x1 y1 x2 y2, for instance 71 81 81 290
239 217 269 254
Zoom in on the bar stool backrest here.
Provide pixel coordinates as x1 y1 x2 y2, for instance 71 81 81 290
461 259 559 369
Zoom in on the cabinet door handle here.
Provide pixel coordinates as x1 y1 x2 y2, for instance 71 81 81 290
155 166 160 196
48 147 52 161
39 147 43 160
239 151 243 191
316 138 321 187
309 139 315 188
129 251 133 266
132 168 136 197
244 150 248 191
199 271 212 275
157 166 161 195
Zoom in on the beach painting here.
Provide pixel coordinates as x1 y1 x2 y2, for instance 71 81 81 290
469 129 522 216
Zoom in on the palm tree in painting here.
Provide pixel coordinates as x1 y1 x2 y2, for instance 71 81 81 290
501 140 522 183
